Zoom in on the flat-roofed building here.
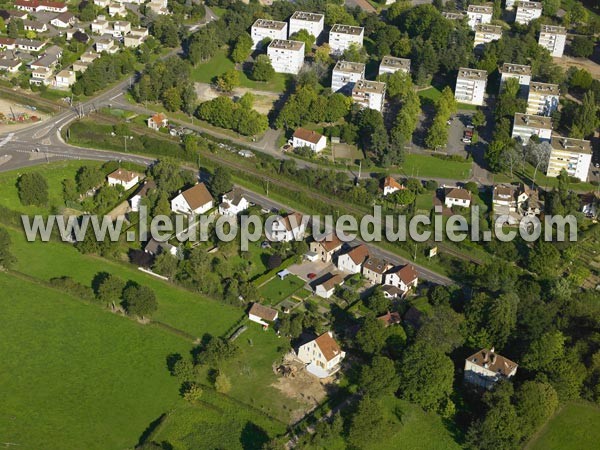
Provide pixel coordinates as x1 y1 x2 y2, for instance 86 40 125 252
352 79 386 113
53 69 76 89
547 136 592 181
250 19 287 49
442 11 466 21
331 60 365 94
267 39 304 74
288 11 324 38
516 1 542 25
466 5 493 30
511 113 552 145
500 63 532 92
328 24 364 55
455 67 487 106
539 24 566 57
505 0 517 9
474 24 502 50
378 56 410 76
526 81 559 116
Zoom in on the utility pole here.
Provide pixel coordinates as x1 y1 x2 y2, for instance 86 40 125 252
414 243 417 261
266 179 269 196
356 160 361 186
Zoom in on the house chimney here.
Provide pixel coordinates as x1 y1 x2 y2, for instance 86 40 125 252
490 347 495 354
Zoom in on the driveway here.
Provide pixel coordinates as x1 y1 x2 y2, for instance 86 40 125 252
288 260 333 282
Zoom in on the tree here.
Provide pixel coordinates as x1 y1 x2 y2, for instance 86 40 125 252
570 36 594 58
95 273 125 308
364 288 390 315
522 331 565 371
267 254 282 270
417 305 465 353
572 92 599 138
527 241 560 278
390 189 416 206
216 70 239 93
171 357 195 381
289 29 315 54
472 110 486 128
251 55 275 82
425 118 448 150
486 292 519 348
17 173 48 206
209 166 233 197
76 165 104 194
7 20 19 39
397 342 454 411
161 86 183 112
515 381 559 438
525 141 552 188
359 356 399 397
347 396 388 449
0 227 16 269
231 33 252 63
122 284 158 318
356 317 387 354
153 251 178 278
214 371 232 393
182 382 203 402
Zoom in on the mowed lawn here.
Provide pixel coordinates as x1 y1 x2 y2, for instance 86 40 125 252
0 272 190 450
526 401 600 450
190 48 291 93
7 228 242 338
258 275 305 305
0 160 101 214
401 154 472 180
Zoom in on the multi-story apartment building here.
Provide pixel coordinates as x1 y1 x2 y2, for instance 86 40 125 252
473 24 502 50
455 68 487 106
331 60 365 94
328 24 364 55
511 113 552 145
352 79 386 113
505 0 517 9
466 5 493 30
526 81 559 116
516 1 543 25
547 136 592 181
378 56 411 76
288 11 324 38
499 63 532 92
250 19 288 49
267 39 305 75
539 24 567 57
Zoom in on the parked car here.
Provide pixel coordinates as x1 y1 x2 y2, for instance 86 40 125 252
307 273 317 280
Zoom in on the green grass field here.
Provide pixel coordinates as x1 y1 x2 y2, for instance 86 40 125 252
258 275 305 305
401 154 472 180
190 48 291 93
0 271 190 450
7 227 241 338
526 401 600 450
0 160 102 214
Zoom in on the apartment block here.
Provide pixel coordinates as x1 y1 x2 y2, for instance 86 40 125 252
505 0 516 9
511 113 552 145
539 24 567 57
455 68 487 106
378 56 411 76
516 1 543 25
547 136 592 181
328 24 364 55
331 60 365 94
250 19 287 49
352 79 386 113
466 5 493 30
499 63 532 92
267 39 305 75
474 24 502 50
526 82 559 116
288 11 324 38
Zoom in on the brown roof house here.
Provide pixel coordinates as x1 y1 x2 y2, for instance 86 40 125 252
383 264 418 297
444 187 472 209
336 244 369 274
106 168 141 191
362 257 392 285
266 212 307 242
383 176 405 196
248 303 278 328
147 113 168 130
310 232 343 263
218 188 249 216
170 182 214 215
129 179 156 212
464 348 518 390
314 273 345 299
297 331 345 378
377 311 402 327
291 128 327 153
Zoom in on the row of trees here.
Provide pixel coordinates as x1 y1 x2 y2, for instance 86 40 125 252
424 86 457 150
196 94 268 136
72 51 136 97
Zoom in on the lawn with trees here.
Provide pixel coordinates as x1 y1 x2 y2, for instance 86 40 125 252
0 271 191 450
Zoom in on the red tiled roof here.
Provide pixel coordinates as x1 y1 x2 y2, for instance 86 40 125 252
293 127 324 144
107 168 139 183
314 331 342 362
383 176 404 191
346 244 369 265
394 264 418 285
314 233 343 252
466 348 518 376
181 183 214 210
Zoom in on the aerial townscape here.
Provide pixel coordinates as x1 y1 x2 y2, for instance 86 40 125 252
0 0 599 449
